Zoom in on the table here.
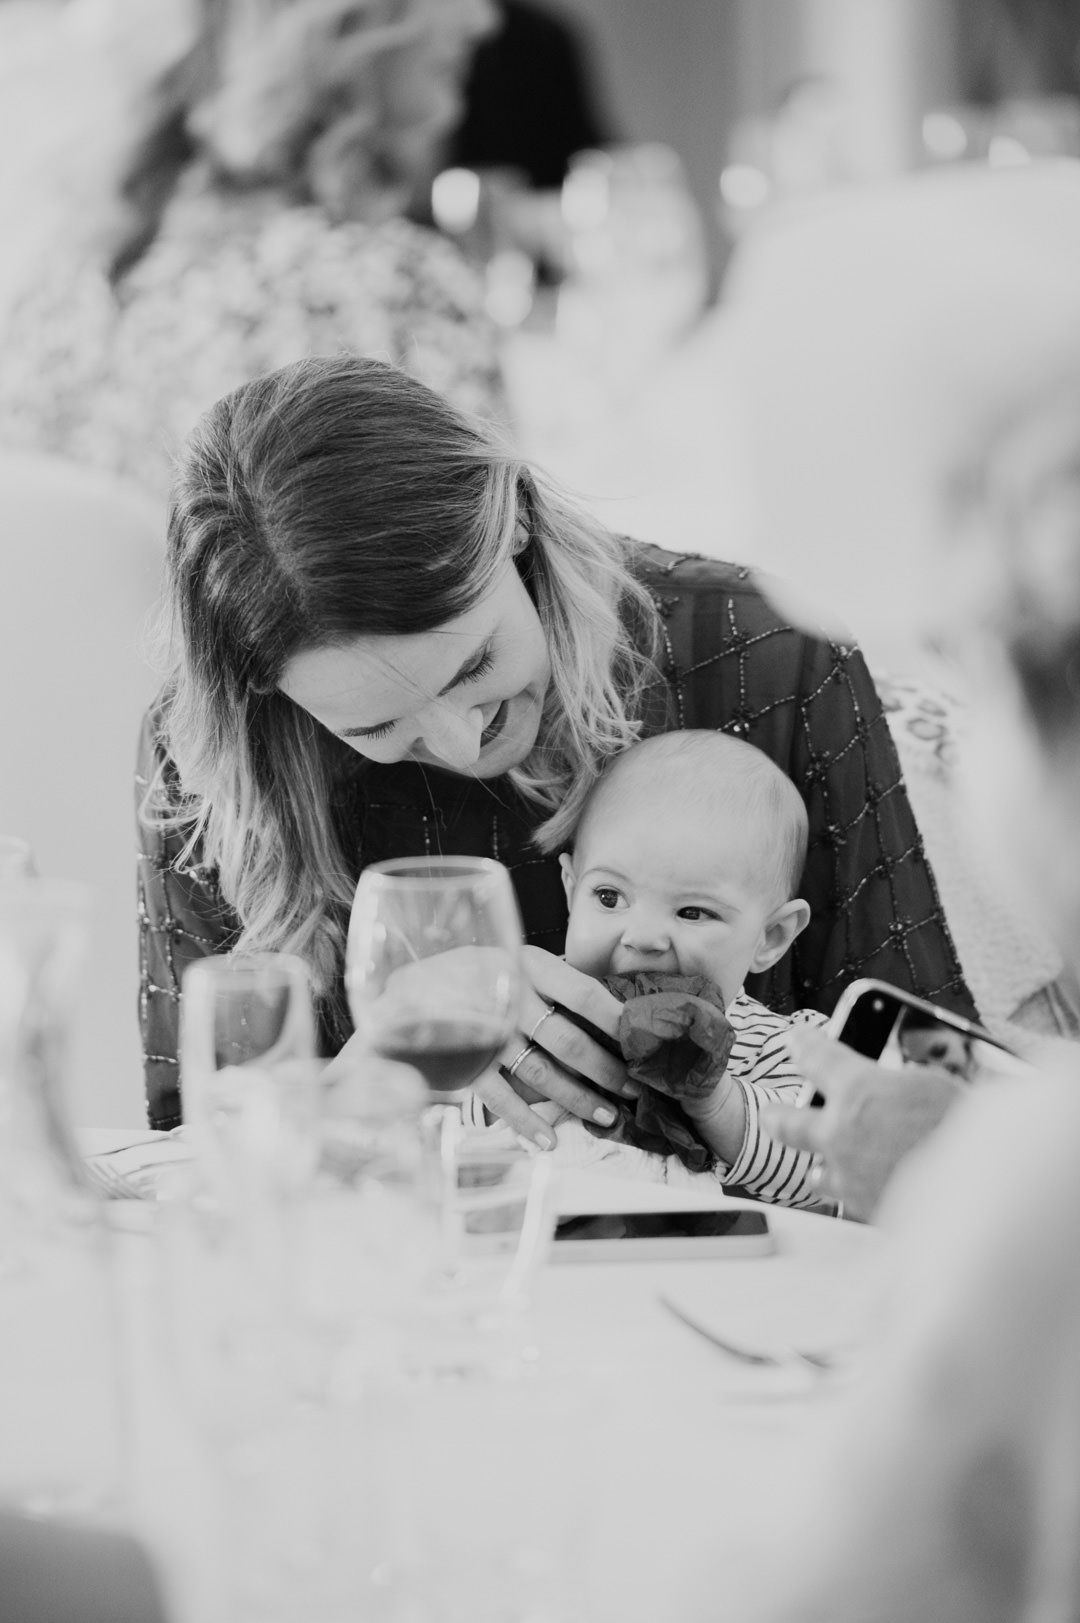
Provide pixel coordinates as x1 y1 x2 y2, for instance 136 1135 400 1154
81 1132 889 1623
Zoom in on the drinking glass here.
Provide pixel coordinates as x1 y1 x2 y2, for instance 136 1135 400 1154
344 856 523 1103
180 951 321 1200
0 878 125 1519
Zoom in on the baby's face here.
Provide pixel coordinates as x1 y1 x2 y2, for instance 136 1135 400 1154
561 796 780 1007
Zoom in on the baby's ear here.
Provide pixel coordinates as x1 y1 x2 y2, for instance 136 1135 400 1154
558 851 577 907
750 898 811 973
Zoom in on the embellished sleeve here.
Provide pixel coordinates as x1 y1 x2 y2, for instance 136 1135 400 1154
135 709 240 1130
640 550 977 1022
776 618 977 1021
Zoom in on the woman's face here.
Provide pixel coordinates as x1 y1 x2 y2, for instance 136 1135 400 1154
279 563 551 778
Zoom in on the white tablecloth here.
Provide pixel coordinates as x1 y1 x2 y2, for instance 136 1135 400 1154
76 1130 889 1623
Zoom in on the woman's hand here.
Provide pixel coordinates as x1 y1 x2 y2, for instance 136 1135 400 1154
475 947 639 1149
761 1024 964 1221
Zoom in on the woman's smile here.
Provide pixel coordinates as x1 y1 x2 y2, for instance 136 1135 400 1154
278 565 551 778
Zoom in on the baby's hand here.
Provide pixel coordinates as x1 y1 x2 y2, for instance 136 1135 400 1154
677 1061 747 1166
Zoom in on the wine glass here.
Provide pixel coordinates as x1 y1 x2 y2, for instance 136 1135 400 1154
344 857 523 1104
180 950 321 1199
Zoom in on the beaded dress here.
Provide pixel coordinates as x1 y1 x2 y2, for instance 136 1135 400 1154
136 544 974 1130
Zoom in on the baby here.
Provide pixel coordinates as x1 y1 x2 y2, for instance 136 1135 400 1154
551 729 827 1205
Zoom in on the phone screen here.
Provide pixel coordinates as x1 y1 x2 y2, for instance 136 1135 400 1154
553 1210 770 1242
837 992 1024 1081
801 982 1031 1108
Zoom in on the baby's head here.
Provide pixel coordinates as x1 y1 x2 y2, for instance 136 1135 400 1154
560 731 810 1006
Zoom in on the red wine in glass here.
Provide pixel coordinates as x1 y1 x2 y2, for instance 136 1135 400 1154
346 857 524 1104
375 1015 509 1095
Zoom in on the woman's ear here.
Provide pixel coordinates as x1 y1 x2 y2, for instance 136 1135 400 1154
558 851 577 908
750 898 811 973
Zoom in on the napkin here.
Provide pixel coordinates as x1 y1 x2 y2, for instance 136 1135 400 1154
559 973 734 1173
84 1134 194 1200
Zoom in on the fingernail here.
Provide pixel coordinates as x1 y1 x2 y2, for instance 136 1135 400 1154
515 1130 556 1154
593 1106 617 1126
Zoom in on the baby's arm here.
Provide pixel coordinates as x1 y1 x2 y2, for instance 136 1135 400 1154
683 1009 828 1207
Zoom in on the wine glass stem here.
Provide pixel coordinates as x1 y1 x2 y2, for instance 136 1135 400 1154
420 1103 464 1278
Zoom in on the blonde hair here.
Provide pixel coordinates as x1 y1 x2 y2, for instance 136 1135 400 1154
108 0 475 279
152 354 660 997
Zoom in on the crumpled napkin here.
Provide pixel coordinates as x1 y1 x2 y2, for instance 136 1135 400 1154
559 973 734 1173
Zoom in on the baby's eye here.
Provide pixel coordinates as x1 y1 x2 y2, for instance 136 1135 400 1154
594 887 623 910
676 906 719 922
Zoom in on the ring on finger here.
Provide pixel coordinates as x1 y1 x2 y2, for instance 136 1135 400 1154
526 1002 557 1044
505 1042 535 1078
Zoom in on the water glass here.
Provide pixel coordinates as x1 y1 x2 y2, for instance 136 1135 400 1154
398 1122 556 1382
0 878 125 1520
180 951 321 1201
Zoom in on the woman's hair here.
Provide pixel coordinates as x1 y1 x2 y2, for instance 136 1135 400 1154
107 0 463 283
154 354 660 998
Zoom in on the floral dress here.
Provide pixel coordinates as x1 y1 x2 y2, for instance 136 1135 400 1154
0 167 507 499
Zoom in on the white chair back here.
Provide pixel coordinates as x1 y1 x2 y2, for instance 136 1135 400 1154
0 451 164 1125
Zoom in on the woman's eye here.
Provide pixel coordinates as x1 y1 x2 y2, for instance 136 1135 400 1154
355 722 394 742
677 906 718 922
595 888 622 910
460 649 495 685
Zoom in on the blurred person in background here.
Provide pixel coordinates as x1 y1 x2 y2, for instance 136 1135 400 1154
957 0 1080 103
0 0 505 502
718 162 1080 1620
446 0 611 191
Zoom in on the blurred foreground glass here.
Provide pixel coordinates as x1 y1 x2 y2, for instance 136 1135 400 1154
0 879 125 1518
180 951 321 1200
397 1123 556 1381
345 857 523 1104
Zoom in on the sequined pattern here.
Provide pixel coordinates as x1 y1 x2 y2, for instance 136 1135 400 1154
136 544 975 1129
0 169 507 498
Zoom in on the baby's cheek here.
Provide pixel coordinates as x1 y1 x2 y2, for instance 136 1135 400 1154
563 912 618 978
677 938 738 1005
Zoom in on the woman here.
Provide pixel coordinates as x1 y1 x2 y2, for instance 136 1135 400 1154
0 0 503 500
138 351 972 1134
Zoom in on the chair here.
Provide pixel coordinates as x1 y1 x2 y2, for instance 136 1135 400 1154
0 450 164 1125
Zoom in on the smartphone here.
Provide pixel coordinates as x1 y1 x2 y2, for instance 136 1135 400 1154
797 978 1033 1108
549 1207 774 1262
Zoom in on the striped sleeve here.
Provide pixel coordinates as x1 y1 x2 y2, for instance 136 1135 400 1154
717 1000 828 1208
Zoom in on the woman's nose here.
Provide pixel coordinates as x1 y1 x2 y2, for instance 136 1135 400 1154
416 702 485 770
